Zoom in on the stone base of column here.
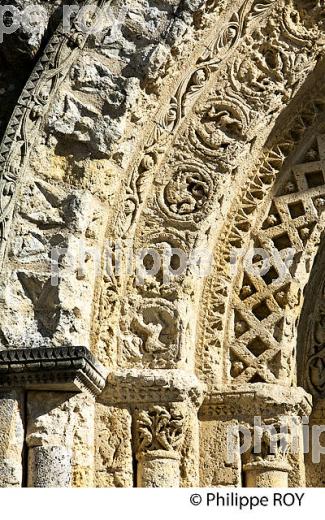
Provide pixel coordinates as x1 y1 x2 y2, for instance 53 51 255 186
137 450 181 487
243 460 291 487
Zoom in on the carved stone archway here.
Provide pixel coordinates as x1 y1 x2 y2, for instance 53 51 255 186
0 0 324 487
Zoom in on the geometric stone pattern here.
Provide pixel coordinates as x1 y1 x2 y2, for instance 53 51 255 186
229 135 325 385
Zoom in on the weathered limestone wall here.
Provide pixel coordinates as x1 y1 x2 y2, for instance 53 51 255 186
95 404 133 487
26 391 96 487
0 392 25 487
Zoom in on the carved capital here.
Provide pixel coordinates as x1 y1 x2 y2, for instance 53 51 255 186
135 404 186 460
242 417 294 487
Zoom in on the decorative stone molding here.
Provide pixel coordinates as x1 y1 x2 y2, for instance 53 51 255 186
300 259 325 398
100 369 204 407
107 0 325 390
199 110 325 389
199 384 312 421
0 0 324 489
0 347 106 396
0 3 96 268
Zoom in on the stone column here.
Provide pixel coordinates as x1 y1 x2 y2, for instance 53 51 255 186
100 370 203 487
137 451 181 487
26 391 95 487
200 385 312 488
135 404 185 487
240 388 312 488
242 417 293 487
0 391 25 487
28 444 72 488
26 392 74 487
244 459 291 487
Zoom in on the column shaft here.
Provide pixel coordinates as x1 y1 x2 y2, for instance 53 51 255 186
0 391 24 487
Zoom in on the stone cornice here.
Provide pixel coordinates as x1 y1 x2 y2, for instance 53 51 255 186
99 369 205 407
0 347 107 396
199 384 313 421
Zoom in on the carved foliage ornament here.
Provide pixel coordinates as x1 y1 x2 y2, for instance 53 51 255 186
306 277 325 398
135 405 185 456
117 0 280 236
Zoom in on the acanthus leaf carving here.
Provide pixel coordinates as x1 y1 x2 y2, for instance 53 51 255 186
135 405 185 455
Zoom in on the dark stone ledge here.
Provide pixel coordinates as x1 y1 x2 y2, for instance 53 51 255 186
0 346 107 396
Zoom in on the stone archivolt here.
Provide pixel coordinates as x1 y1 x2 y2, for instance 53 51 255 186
199 85 325 389
0 0 324 487
226 134 325 386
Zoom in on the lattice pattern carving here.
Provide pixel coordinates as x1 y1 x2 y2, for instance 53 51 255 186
228 134 325 384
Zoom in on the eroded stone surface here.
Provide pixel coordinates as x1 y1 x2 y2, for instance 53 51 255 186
0 0 325 488
0 392 24 487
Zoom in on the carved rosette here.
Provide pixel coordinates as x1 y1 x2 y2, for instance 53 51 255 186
158 161 214 225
